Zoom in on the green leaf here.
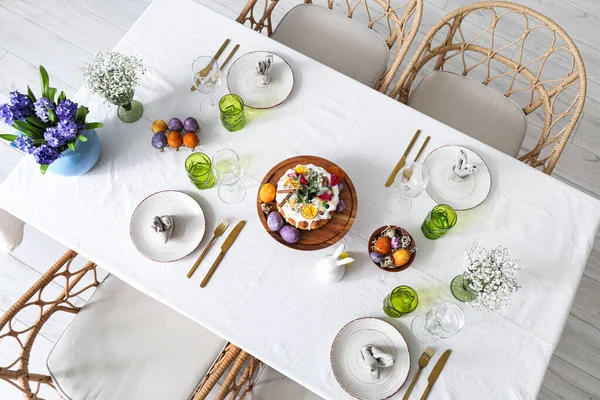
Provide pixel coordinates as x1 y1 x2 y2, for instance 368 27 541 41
84 122 103 130
0 134 18 141
40 164 48 174
25 116 49 129
47 107 56 124
12 121 42 139
39 66 50 98
57 91 66 104
74 106 89 124
47 87 57 103
77 134 88 142
68 142 76 151
27 86 37 102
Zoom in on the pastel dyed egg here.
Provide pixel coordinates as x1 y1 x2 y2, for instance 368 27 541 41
370 251 383 263
373 237 391 255
267 211 284 232
280 225 300 243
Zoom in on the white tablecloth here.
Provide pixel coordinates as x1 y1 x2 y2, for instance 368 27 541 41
1 0 599 398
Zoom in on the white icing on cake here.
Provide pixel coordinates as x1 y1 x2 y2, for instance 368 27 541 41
275 164 340 230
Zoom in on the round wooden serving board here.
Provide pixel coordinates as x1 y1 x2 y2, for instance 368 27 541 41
257 156 358 251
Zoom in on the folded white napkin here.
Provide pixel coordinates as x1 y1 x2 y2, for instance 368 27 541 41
359 345 395 380
0 209 24 254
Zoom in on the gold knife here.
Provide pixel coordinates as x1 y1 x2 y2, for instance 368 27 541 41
200 220 245 288
385 129 421 187
190 39 231 91
413 135 431 162
420 350 451 400
220 44 240 71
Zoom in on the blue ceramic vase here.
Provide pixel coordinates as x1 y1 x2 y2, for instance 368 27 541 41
47 129 101 176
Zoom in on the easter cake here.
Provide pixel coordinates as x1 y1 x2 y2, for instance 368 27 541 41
275 164 340 230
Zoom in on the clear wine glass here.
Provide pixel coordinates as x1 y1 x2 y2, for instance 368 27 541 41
212 149 246 204
388 161 430 215
192 56 221 117
410 302 466 344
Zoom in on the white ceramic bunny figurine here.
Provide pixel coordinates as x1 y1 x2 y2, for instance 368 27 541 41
316 243 354 283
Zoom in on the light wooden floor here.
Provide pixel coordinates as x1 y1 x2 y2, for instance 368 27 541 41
0 0 599 399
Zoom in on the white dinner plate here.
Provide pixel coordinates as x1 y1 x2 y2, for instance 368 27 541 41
130 190 206 262
423 145 492 210
227 51 294 109
330 318 411 400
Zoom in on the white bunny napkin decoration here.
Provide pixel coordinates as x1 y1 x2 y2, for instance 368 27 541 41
151 215 175 244
255 54 274 87
359 345 395 380
453 149 478 178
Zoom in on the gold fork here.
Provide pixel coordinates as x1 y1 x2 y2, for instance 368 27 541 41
403 346 435 400
187 217 229 278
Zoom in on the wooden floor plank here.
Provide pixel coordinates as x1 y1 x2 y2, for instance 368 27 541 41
0 5 92 88
0 52 78 100
1 0 124 55
571 275 600 330
554 315 600 380
66 0 148 31
539 355 600 400
573 112 600 157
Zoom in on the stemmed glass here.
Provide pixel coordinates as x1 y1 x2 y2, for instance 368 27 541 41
410 302 465 344
212 149 246 204
388 162 430 215
192 56 222 117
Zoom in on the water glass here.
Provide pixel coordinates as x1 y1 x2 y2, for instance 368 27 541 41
388 162 430 215
421 204 457 239
383 285 418 318
219 94 246 132
185 152 215 190
192 56 221 117
410 302 465 344
212 148 246 204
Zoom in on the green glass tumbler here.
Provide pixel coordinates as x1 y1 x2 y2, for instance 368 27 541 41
185 152 215 190
421 204 457 240
219 94 245 132
383 285 418 318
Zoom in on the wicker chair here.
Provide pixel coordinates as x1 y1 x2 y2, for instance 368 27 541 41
391 1 586 174
236 0 423 93
0 250 313 400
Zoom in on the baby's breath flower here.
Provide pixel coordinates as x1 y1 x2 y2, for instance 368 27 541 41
84 52 145 105
462 241 523 311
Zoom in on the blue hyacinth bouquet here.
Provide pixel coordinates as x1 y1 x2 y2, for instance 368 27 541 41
0 66 103 174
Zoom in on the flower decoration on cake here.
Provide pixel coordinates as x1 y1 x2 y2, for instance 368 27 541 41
276 164 340 231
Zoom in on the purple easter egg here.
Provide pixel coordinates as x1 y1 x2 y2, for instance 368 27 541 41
151 132 167 151
280 225 300 243
168 118 183 132
336 199 347 213
183 117 200 133
370 251 383 263
267 211 284 232
391 236 401 249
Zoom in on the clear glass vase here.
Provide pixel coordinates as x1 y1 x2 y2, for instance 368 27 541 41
114 91 143 123
450 274 478 302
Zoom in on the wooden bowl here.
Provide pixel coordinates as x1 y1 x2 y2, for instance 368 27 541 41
257 156 358 251
367 226 416 272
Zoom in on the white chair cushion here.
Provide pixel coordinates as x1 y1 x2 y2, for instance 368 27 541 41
408 71 528 157
251 366 323 400
271 4 389 88
47 275 227 400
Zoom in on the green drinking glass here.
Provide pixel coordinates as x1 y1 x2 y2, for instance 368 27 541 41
383 285 419 318
421 204 457 240
185 152 215 190
219 94 245 132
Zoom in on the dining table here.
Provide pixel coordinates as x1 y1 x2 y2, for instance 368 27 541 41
1 0 600 398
